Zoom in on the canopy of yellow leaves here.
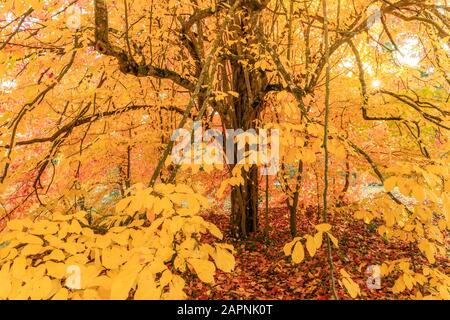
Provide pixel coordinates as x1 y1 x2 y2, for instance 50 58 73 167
0 184 235 300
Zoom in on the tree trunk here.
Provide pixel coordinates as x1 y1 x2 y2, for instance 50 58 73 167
230 165 259 237
216 2 268 238
228 77 262 237
286 161 303 237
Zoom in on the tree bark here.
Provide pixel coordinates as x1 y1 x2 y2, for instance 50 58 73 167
226 7 268 237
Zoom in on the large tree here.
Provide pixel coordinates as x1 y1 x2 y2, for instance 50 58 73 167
1 0 449 241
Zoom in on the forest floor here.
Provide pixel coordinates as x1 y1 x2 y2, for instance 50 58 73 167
184 206 449 300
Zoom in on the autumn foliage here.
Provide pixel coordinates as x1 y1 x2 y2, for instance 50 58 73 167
0 0 449 300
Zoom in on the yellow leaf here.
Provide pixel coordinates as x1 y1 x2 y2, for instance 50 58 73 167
52 214 72 222
283 237 300 256
216 181 229 199
0 262 12 299
393 276 406 293
397 178 411 196
51 288 69 300
306 235 316 257
22 234 44 245
208 223 223 240
315 223 332 233
81 228 94 237
291 242 305 264
411 185 425 202
11 256 27 278
340 269 351 279
110 269 139 300
111 230 130 246
327 232 339 248
342 277 360 298
418 240 436 264
403 273 413 290
7 220 24 231
159 269 173 287
276 91 289 101
438 285 450 299
188 258 216 283
174 256 187 273
175 185 194 194
314 232 323 249
154 184 175 194
63 242 85 255
164 285 186 299
340 268 360 298
214 247 235 272
32 221 59 235
135 269 160 300
90 275 113 290
115 198 132 213
68 220 82 234
21 244 45 256
45 262 66 279
102 246 125 270
384 177 397 193
83 289 101 300
95 235 111 249
153 197 173 215
178 197 200 216
30 276 54 300
442 194 450 222
438 219 447 231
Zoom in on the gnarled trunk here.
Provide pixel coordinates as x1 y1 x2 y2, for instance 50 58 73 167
227 44 267 237
230 164 259 237
210 2 269 238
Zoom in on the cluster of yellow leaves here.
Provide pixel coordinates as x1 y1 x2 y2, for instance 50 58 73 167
0 184 235 300
380 260 450 299
216 165 247 198
114 183 210 220
384 162 449 211
267 122 322 165
283 224 338 264
265 121 346 168
339 269 361 299
275 92 299 120
353 160 450 300
355 161 448 265
168 140 225 175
